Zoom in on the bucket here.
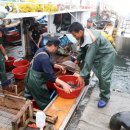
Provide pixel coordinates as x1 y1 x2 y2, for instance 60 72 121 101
54 75 84 99
5 56 15 67
13 60 29 68
12 66 28 80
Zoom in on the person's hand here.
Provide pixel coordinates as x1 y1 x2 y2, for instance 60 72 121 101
77 76 85 86
62 83 72 94
59 65 66 74
73 72 85 86
55 64 66 74
36 44 39 48
74 73 85 86
4 55 8 61
55 78 72 93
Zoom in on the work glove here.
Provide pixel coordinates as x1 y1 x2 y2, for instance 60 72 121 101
4 55 8 61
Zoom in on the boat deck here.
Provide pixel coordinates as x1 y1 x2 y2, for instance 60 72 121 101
44 86 88 130
76 88 130 130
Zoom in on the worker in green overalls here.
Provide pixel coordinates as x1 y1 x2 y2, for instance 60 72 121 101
69 22 116 108
24 37 72 110
0 30 8 86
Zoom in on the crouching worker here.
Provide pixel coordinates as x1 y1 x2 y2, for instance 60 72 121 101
69 22 116 108
24 37 72 110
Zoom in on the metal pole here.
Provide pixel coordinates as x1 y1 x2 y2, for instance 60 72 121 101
20 19 26 57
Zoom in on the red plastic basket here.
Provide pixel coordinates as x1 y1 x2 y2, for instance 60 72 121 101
13 60 29 68
12 66 28 80
5 56 15 67
54 75 84 99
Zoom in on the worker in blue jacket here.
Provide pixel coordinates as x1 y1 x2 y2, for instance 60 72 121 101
24 37 72 110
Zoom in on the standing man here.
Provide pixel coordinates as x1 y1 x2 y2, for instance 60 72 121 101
115 18 119 28
0 29 8 86
24 37 72 110
28 23 41 56
86 18 94 29
69 22 116 108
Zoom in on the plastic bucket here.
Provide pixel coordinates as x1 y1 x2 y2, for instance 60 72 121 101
5 56 15 67
12 66 28 80
13 60 29 68
54 75 84 99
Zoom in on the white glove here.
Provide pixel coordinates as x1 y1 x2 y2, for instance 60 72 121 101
4 55 8 61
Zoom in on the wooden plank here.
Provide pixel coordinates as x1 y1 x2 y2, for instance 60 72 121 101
1 80 24 96
44 96 58 112
44 88 90 130
45 112 58 124
0 95 33 130
59 87 88 130
0 106 18 115
29 103 33 118
59 73 95 130
45 96 76 130
22 113 26 125
12 100 32 124
33 108 58 124
0 95 26 110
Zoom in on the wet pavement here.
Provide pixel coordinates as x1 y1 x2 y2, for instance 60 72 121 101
67 54 130 130
75 88 130 130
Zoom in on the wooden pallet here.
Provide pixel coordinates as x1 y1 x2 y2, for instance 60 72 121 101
0 94 33 130
1 80 24 96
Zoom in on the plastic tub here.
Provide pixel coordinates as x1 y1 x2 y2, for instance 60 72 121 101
12 66 28 80
54 75 84 99
5 56 15 67
13 60 29 68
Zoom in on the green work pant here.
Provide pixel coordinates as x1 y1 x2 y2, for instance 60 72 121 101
92 52 116 101
24 68 50 110
0 55 7 83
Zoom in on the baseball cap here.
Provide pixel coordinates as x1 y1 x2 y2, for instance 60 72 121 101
87 18 93 23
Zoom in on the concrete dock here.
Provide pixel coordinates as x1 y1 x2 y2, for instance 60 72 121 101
76 88 130 130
